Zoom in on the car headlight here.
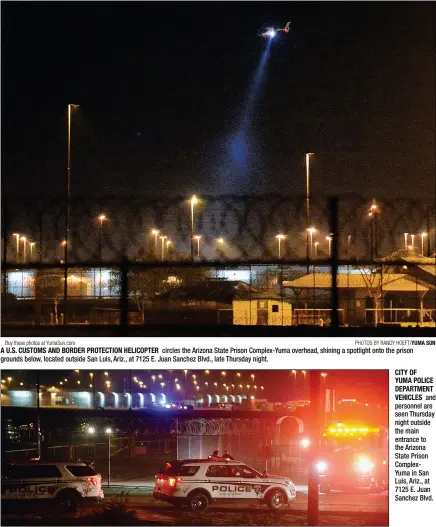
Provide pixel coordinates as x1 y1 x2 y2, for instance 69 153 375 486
357 457 374 473
316 461 328 473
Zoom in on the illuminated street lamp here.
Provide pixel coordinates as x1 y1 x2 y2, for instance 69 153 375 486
410 234 415 250
368 201 380 259
13 233 20 261
404 233 408 251
313 241 319 258
216 237 225 259
160 235 167 261
97 215 108 297
190 195 199 261
166 239 172 259
151 229 160 259
421 232 427 256
306 228 317 259
275 234 286 259
98 215 108 262
193 235 202 259
29 242 36 261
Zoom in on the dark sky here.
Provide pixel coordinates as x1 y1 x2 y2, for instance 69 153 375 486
2 1 435 199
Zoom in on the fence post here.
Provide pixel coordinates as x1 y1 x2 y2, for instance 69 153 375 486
329 197 339 331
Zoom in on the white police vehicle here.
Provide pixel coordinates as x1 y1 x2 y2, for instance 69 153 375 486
153 459 296 512
1 461 104 513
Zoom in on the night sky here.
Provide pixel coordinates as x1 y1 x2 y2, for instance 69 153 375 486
2 1 435 199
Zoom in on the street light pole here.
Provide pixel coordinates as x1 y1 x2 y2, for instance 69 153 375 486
160 236 167 261
151 229 159 259
106 428 112 488
30 242 36 262
194 235 201 259
13 234 20 262
305 153 314 266
98 215 107 297
275 234 286 259
190 195 198 261
64 104 79 325
307 228 316 260
326 236 332 258
21 237 27 264
421 232 427 256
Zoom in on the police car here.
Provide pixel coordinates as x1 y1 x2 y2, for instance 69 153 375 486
1 461 104 513
153 459 297 512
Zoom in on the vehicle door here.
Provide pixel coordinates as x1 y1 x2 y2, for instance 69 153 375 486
2 465 62 501
227 464 261 499
205 464 244 499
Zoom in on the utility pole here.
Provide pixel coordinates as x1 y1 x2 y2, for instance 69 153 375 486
307 371 322 526
305 153 314 272
36 372 41 458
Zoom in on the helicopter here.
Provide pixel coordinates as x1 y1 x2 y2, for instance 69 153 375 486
259 21 290 39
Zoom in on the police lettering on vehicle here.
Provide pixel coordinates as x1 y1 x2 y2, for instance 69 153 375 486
3 484 50 496
212 485 253 493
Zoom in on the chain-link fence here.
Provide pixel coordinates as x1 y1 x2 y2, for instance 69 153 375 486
2 195 434 262
2 195 435 331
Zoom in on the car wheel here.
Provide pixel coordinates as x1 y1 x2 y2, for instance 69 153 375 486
267 489 286 510
188 491 209 512
56 490 81 513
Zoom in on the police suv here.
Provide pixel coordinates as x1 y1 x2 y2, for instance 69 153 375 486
1 461 104 513
153 459 296 512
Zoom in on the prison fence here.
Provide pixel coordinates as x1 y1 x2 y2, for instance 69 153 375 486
2 195 435 331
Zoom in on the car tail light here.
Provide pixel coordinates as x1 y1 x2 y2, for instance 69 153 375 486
169 477 177 487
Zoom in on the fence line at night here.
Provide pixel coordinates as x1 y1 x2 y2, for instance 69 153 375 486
3 194 434 262
2 195 435 331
